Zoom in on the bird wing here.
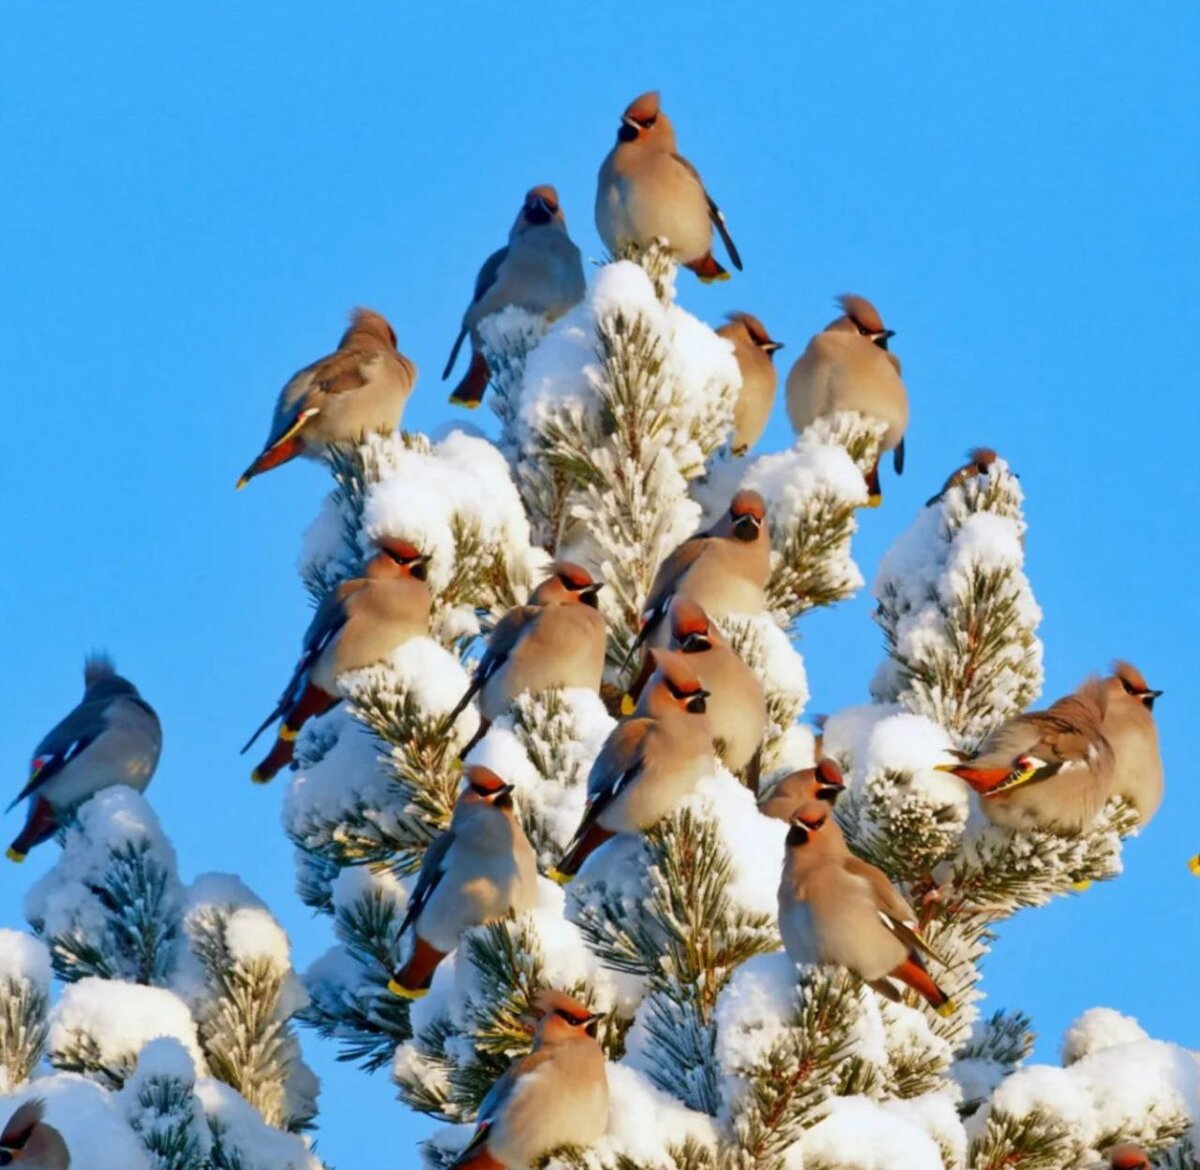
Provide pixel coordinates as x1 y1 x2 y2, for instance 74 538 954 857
10 698 112 809
261 349 376 450
638 537 709 645
0 1098 45 1145
843 857 949 966
443 606 539 727
587 718 652 801
443 247 510 379
671 152 743 271
398 828 457 939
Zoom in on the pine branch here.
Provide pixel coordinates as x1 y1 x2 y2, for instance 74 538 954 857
127 1069 210 1170
968 1106 1085 1170
0 974 48 1090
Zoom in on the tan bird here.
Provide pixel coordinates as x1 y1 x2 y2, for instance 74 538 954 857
595 90 742 283
717 312 783 456
447 990 608 1170
936 679 1115 833
388 766 538 1000
445 185 586 409
778 801 953 1014
631 490 771 663
0 1099 70 1170
926 447 999 507
550 649 714 883
445 563 606 756
237 308 416 488
1099 661 1163 826
760 758 846 822
1108 1144 1150 1170
785 294 909 505
242 538 432 782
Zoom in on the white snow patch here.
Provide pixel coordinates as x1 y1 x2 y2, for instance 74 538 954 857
1061 1007 1150 1065
0 930 51 990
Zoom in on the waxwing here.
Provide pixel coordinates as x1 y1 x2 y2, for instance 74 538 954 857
1108 1144 1150 1170
445 185 586 408
7 655 161 863
242 538 431 782
388 766 538 1000
237 308 416 488
778 801 953 1013
785 294 909 505
550 650 714 882
595 90 742 282
1100 661 1163 826
448 990 608 1169
760 759 846 822
926 447 999 507
717 312 783 456
0 1099 70 1170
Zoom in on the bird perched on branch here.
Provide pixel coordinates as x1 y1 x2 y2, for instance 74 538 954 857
242 537 431 782
388 766 537 1000
446 990 608 1170
7 655 160 863
786 294 908 505
717 312 783 456
444 562 606 757
551 649 714 883
1100 660 1163 826
778 801 954 1014
444 184 586 409
936 679 1115 833
0 1099 70 1169
596 90 742 282
237 308 416 488
760 758 845 822
926 447 999 507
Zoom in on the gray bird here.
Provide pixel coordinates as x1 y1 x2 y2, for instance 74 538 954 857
7 656 161 863
717 312 783 456
445 185 586 409
0 1099 70 1169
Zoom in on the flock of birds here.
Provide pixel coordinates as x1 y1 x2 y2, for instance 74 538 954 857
2 91 1166 1170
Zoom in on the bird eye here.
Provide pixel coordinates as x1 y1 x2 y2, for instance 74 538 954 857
640 115 657 129
1120 678 1136 695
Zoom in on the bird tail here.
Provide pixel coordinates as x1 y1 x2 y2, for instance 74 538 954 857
248 683 337 783
892 956 954 1016
440 679 482 739
548 821 615 885
442 328 468 380
6 797 59 863
387 936 448 1000
236 407 319 489
456 717 491 763
448 1124 502 1170
684 252 730 284
448 351 491 408
863 458 883 507
621 653 656 714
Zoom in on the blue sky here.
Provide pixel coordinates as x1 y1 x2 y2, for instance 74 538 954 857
2 3 1197 1164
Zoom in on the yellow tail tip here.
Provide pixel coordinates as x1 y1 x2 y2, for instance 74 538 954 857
278 726 299 743
1189 855 1200 877
387 979 427 1000
936 999 957 1018
235 474 250 490
5 848 26 864
698 271 732 284
865 493 883 509
448 395 482 410
1071 879 1093 893
546 867 574 886
250 768 272 785
619 694 636 717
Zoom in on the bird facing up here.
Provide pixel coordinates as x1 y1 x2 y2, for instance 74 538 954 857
760 758 846 822
926 447 999 507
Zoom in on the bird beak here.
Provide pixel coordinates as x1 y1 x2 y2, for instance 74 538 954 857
873 329 896 351
584 1012 602 1037
581 583 604 607
524 195 555 225
1144 689 1163 710
817 785 842 804
762 341 784 354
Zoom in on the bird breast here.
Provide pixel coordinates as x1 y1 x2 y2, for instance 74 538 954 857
596 151 711 262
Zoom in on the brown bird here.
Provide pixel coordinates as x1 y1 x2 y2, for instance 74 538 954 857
1108 1144 1150 1170
925 447 999 507
445 185 586 409
1100 661 1163 826
550 650 714 882
0 1099 70 1170
760 759 846 822
242 538 431 782
237 308 416 488
717 313 783 456
448 990 608 1170
778 801 953 1014
595 90 742 282
936 680 1115 832
785 294 908 505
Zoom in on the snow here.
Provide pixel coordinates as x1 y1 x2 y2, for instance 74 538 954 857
982 1064 1097 1143
49 978 206 1077
714 953 799 1081
126 1035 198 1084
595 1062 718 1163
0 930 51 990
196 1078 322 1170
882 1092 967 1168
861 712 970 815
797 1094 946 1169
821 703 901 773
1062 1007 1150 1065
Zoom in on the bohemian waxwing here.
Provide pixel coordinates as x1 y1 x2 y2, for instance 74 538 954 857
936 679 1115 833
237 308 416 488
760 759 846 822
0 1100 70 1170
717 313 783 456
388 766 538 1000
595 90 742 283
444 563 606 756
925 447 999 507
447 990 608 1169
7 655 161 863
1099 661 1163 826
550 649 714 883
445 185 586 409
778 801 954 1014
785 294 909 505
242 538 431 782
1108 1144 1150 1170
631 489 770 661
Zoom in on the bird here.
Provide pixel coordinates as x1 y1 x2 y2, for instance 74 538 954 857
387 766 538 1000
242 538 431 782
785 294 909 505
629 489 770 662
935 679 1115 833
444 185 586 409
925 447 999 507
717 312 783 456
1100 661 1163 826
595 90 742 283
0 1099 70 1169
443 562 606 756
778 801 954 1014
1108 1144 1150 1170
760 758 846 822
447 990 608 1170
237 308 416 488
550 649 714 883
7 655 161 863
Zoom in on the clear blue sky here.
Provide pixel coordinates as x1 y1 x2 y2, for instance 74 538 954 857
2 4 1197 1164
